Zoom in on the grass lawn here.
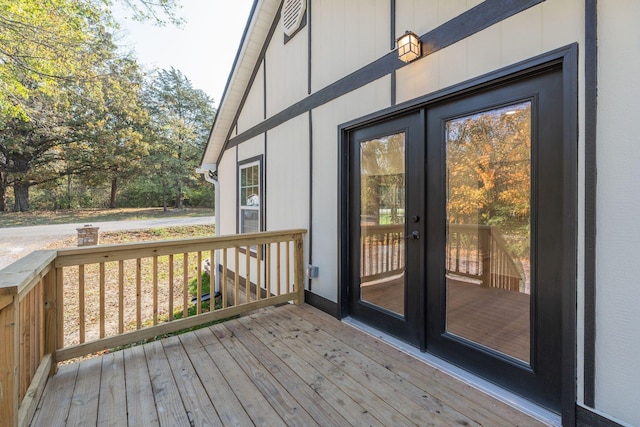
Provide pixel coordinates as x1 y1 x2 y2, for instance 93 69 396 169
0 207 213 228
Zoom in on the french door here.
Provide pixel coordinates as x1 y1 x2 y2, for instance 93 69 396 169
347 65 569 412
348 112 425 346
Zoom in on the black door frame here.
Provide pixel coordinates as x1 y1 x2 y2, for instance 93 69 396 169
338 44 577 422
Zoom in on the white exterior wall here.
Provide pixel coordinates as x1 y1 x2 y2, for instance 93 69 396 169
237 61 265 133
237 134 264 162
594 3 640 426
310 76 391 302
265 15 308 117
265 114 310 232
217 148 237 237
311 0 389 92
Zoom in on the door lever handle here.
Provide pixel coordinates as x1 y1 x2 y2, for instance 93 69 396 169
402 231 420 240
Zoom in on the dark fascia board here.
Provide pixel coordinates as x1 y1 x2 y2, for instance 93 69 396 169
221 0 544 154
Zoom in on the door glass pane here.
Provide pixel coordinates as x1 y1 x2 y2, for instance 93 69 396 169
360 132 406 316
445 102 531 363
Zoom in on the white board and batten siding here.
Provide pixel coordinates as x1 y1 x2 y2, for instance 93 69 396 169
209 1 640 425
311 0 390 92
595 2 640 425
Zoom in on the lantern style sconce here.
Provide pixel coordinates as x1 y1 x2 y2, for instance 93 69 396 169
397 31 421 63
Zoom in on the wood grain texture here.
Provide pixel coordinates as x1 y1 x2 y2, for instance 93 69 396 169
29 304 547 427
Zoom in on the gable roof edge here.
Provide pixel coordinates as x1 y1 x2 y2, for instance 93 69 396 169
200 0 280 167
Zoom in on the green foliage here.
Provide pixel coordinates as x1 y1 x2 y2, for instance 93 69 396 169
0 0 214 212
188 272 211 298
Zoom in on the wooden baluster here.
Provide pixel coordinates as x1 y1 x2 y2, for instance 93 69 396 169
136 258 142 329
56 268 64 351
153 256 158 325
222 248 228 308
20 291 29 399
197 251 202 315
0 293 18 426
99 262 105 338
44 268 58 375
38 279 44 364
276 242 281 296
79 265 85 344
234 248 240 306
118 260 124 334
256 245 262 301
183 253 189 318
286 241 291 294
266 243 271 298
209 249 215 307
245 246 251 303
169 255 174 321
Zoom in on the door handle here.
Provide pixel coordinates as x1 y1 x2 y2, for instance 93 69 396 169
402 230 420 240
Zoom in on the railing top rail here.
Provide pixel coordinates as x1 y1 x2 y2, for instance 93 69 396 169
0 250 57 296
53 229 307 267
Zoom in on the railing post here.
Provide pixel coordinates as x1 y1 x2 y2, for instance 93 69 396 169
0 294 19 427
43 268 58 377
293 234 305 305
479 227 491 288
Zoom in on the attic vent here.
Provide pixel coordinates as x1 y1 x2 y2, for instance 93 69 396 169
282 0 306 37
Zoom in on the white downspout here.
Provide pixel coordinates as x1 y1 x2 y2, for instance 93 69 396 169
198 164 221 295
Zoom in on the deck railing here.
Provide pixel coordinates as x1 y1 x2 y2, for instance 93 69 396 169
0 229 306 427
360 224 405 281
446 224 524 291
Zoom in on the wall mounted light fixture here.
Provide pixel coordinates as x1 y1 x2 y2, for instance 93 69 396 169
397 31 421 63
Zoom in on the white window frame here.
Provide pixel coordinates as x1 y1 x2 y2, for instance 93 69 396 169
238 159 262 235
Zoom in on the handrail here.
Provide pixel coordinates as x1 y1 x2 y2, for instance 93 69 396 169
0 229 306 427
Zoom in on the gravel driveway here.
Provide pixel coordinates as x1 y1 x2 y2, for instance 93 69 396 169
0 216 214 270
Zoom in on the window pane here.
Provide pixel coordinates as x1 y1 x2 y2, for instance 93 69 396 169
445 101 531 363
239 163 261 234
359 132 406 317
241 209 260 233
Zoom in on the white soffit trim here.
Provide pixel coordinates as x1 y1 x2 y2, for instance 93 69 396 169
201 0 280 166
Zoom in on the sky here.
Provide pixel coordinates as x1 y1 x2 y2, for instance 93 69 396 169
112 0 255 107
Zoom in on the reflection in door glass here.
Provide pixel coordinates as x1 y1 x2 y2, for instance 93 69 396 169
445 102 531 363
359 132 406 316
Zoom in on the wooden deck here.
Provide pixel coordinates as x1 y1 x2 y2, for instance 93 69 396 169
30 304 547 426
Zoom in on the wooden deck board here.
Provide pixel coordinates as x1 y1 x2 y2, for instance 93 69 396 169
209 322 321 427
31 304 551 427
66 356 102 426
161 335 223 426
193 326 287 427
295 303 542 426
97 351 127 427
143 340 190 426
124 345 160 426
31 362 78 425
178 331 255 427
264 307 475 426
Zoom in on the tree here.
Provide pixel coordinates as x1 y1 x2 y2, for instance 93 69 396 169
143 68 215 210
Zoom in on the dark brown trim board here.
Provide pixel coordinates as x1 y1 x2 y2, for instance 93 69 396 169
584 0 597 409
304 290 339 318
576 405 628 427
